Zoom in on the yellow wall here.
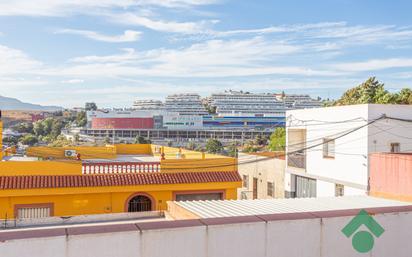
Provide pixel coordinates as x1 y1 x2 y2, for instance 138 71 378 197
161 158 238 172
0 161 81 176
0 182 240 218
26 146 117 160
115 144 152 155
0 120 3 161
150 145 228 160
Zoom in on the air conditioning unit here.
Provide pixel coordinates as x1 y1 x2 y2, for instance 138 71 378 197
64 150 77 157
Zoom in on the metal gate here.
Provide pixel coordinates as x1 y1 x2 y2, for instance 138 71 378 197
17 207 51 219
296 176 316 198
128 195 152 212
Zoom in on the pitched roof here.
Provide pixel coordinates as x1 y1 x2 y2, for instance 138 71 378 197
0 171 241 190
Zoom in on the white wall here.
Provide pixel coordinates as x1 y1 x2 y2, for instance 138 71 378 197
286 104 412 197
237 153 285 199
1 211 412 257
316 180 335 197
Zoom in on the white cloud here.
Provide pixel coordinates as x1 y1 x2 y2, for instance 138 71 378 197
333 58 412 72
56 29 142 42
60 79 85 84
0 44 41 75
108 12 217 34
0 0 218 16
45 37 345 78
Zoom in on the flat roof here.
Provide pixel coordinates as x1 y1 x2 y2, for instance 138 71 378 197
173 196 410 218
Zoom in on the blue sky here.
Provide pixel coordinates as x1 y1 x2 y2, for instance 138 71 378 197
0 0 412 108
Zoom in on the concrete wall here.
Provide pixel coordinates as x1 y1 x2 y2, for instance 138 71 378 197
1 207 412 257
237 153 285 199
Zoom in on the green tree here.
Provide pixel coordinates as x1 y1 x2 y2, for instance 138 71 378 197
395 88 412 104
49 135 72 147
268 127 286 151
50 119 63 138
134 136 151 144
186 141 197 150
205 139 224 154
19 134 38 146
226 142 238 157
76 111 87 127
42 118 54 135
33 121 45 136
3 136 19 146
13 122 33 134
254 134 268 146
335 77 395 105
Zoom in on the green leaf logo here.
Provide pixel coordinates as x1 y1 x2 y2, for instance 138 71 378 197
342 209 385 253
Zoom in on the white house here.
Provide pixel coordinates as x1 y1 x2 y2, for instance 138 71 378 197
284 104 412 198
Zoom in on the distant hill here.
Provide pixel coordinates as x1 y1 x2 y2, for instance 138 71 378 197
0 95 62 111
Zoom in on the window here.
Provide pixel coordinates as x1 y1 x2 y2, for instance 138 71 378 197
128 195 152 212
242 175 249 188
15 204 52 219
323 138 335 158
267 182 275 197
390 143 400 153
335 184 344 197
175 193 223 201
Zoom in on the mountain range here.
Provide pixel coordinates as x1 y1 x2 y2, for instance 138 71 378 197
0 95 63 111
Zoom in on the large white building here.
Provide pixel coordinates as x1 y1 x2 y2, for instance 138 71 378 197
132 99 164 110
210 91 322 117
284 104 412 198
210 91 285 116
281 94 322 109
164 93 208 116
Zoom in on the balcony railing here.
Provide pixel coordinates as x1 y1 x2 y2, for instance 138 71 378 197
287 153 306 169
82 162 161 174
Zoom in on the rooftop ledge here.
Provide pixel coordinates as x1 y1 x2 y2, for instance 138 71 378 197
0 204 411 242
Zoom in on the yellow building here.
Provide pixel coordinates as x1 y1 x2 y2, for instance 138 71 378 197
0 125 240 219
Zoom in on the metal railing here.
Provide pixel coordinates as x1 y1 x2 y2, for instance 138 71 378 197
82 162 161 174
287 153 306 169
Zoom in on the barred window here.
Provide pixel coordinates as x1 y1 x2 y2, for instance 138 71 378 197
267 182 275 197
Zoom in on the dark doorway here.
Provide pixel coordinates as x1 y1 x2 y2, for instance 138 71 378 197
253 177 258 199
128 195 152 212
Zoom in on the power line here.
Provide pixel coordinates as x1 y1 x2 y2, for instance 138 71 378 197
24 115 412 170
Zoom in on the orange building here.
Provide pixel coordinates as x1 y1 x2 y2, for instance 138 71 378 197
0 118 241 219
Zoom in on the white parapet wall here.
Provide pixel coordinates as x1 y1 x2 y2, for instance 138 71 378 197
0 206 411 257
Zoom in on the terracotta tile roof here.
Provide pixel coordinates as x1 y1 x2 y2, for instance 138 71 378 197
0 171 241 190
